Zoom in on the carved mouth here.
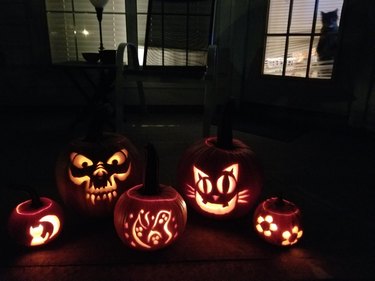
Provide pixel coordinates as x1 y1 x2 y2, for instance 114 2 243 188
195 193 237 215
85 184 118 205
69 164 132 206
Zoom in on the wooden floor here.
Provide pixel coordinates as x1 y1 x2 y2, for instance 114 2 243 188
0 107 374 281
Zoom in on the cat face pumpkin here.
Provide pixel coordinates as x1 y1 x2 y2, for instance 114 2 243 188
178 137 263 219
188 164 250 215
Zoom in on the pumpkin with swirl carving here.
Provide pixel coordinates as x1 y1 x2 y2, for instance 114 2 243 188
114 144 187 251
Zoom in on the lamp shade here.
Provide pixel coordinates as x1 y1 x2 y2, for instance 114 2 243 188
89 0 109 8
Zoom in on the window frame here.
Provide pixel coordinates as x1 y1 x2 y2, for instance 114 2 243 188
262 0 345 80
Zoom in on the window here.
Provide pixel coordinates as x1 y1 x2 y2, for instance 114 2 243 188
45 0 213 66
263 0 344 79
45 0 141 63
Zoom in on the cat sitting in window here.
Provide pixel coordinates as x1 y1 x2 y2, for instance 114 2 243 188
317 9 339 61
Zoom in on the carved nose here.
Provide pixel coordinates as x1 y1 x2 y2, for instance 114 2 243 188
93 163 107 178
92 163 109 187
95 169 105 177
212 195 220 201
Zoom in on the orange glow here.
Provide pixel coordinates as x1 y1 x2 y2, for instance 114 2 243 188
254 198 303 246
68 149 131 206
281 226 303 246
124 209 178 249
16 200 52 215
190 163 249 216
29 215 61 246
255 215 278 237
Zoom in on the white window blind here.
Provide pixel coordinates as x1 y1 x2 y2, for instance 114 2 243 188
46 0 136 63
264 0 344 79
45 0 212 66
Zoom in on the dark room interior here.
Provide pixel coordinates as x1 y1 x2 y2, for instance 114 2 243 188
1 0 375 280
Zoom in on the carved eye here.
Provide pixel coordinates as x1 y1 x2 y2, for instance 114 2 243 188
193 166 213 194
216 164 238 194
71 153 93 169
107 149 128 166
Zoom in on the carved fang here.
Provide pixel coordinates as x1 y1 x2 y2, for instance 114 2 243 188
91 194 96 205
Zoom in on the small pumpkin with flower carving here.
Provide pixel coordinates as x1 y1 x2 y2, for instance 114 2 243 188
253 197 303 246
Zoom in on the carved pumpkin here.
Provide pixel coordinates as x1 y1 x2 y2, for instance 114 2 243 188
56 132 141 217
114 143 187 251
253 197 303 246
177 102 263 219
8 189 64 247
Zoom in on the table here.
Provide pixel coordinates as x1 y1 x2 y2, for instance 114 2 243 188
53 61 117 130
54 61 116 103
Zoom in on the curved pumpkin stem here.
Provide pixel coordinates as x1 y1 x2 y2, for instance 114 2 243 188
275 195 285 208
9 184 43 209
141 143 161 196
216 99 235 150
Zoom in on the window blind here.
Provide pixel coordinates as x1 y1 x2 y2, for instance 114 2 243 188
46 0 134 63
264 0 344 79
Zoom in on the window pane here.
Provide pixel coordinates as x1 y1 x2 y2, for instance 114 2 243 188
103 14 126 50
46 0 212 66
47 12 76 62
313 0 343 79
310 36 333 79
145 48 162 65
164 49 186 66
264 0 345 79
137 15 147 46
165 1 187 14
290 0 315 33
285 36 311 78
45 0 72 11
75 13 99 54
74 13 125 56
189 16 210 50
315 0 344 31
263 36 286 76
74 0 125 13
267 0 290 34
188 51 207 66
190 0 213 15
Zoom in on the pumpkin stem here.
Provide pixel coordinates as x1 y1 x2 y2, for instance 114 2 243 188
141 143 161 196
275 193 285 207
216 99 235 150
9 184 43 209
85 101 113 142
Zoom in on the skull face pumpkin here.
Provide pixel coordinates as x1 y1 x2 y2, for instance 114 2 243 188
56 133 141 217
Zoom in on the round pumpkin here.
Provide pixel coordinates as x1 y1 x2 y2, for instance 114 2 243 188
177 102 263 219
8 190 64 247
114 143 187 251
253 197 303 246
56 132 142 217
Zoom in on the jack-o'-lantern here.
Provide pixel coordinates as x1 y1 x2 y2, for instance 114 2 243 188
253 197 303 246
56 131 142 217
177 102 263 219
114 143 187 251
8 188 64 247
